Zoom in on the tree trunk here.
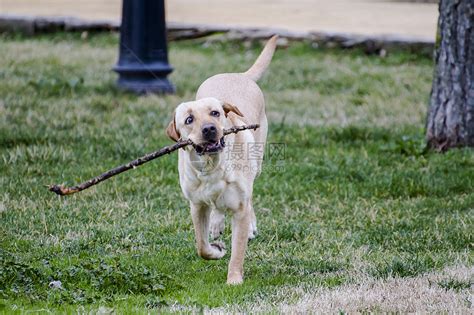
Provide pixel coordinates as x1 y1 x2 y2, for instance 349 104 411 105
426 0 474 151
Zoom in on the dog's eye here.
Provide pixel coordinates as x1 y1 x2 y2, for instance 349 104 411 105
185 116 194 125
210 110 220 117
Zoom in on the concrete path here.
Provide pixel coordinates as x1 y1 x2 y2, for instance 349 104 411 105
0 0 438 40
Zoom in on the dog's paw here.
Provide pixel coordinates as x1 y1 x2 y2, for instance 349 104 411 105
210 242 226 259
226 272 243 285
248 222 258 240
210 241 226 253
210 212 225 240
210 222 224 240
198 241 226 260
248 229 257 240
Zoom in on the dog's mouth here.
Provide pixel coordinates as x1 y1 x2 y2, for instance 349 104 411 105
194 137 226 155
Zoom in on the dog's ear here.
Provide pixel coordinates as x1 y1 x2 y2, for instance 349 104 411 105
166 111 180 142
222 102 244 117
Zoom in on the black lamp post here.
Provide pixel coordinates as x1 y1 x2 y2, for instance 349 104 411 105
113 0 175 94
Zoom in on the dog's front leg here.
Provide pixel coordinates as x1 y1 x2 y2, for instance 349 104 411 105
227 204 250 284
191 202 226 260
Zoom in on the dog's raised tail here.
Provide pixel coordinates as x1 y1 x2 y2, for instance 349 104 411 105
243 35 278 82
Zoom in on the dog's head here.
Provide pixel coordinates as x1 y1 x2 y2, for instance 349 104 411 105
166 97 243 155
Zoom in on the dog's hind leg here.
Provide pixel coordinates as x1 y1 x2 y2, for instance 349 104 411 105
191 203 226 260
210 208 225 240
248 199 257 240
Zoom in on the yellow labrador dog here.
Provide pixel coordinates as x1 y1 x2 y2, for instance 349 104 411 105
166 36 277 284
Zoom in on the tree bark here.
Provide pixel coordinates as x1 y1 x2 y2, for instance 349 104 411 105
426 0 474 151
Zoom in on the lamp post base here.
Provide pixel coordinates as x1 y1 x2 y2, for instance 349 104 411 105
116 77 175 94
114 63 175 94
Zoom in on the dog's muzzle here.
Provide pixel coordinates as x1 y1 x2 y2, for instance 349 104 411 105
194 137 226 155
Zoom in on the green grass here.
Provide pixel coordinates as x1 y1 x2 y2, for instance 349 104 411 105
0 32 472 312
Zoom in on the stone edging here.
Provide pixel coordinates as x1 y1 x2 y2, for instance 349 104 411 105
0 14 119 34
0 14 434 54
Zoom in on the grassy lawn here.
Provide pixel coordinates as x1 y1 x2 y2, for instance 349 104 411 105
0 33 472 312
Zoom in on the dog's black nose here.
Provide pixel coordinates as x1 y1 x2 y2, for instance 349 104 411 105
202 123 217 140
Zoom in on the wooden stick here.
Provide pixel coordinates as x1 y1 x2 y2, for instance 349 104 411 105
48 124 259 196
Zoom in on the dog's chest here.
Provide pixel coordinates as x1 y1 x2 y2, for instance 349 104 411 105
183 171 227 206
